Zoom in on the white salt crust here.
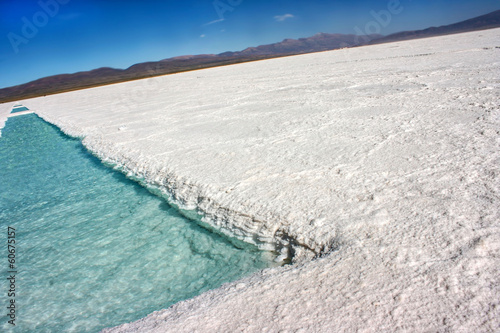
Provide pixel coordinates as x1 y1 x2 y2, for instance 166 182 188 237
3 28 499 332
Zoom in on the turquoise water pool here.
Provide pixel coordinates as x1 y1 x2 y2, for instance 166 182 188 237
10 106 30 113
0 114 272 332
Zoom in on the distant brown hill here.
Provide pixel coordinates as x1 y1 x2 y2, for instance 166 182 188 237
219 33 377 57
0 33 380 104
1 9 499 104
370 9 500 44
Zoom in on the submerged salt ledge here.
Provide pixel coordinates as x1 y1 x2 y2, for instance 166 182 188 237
0 114 272 332
35 108 320 261
6 29 500 331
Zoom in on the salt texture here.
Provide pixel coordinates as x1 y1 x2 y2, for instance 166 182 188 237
3 28 499 332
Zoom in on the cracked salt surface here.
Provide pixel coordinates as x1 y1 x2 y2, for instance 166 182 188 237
2 28 499 332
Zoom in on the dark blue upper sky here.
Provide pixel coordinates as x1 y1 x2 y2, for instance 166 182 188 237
0 0 498 88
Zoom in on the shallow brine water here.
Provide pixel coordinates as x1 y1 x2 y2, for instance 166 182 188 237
0 114 272 332
10 106 29 113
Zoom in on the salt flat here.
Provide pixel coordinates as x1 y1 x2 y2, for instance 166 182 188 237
3 28 499 332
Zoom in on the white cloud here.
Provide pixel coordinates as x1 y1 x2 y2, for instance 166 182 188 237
274 14 294 22
203 18 225 26
200 34 206 38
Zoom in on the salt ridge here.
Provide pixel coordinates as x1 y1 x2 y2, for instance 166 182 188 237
24 109 308 261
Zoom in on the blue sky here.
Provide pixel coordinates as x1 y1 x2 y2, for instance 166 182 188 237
0 0 498 88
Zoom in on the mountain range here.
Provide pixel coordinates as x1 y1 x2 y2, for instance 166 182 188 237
370 9 500 44
0 9 499 104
